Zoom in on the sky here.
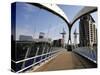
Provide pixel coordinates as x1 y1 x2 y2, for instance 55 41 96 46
14 2 97 43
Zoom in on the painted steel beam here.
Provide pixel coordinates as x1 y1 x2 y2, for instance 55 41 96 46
29 3 70 26
71 6 97 25
29 3 97 45
29 3 97 27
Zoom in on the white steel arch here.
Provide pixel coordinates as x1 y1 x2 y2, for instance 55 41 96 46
41 3 70 23
30 3 97 26
29 3 97 44
29 3 70 25
71 6 97 25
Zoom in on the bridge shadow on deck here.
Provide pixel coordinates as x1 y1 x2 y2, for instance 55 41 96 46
30 48 97 72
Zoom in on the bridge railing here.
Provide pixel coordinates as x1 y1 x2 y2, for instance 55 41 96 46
73 47 97 64
11 41 61 73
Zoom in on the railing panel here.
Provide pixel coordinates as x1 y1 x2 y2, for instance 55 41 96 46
73 47 97 63
11 47 61 73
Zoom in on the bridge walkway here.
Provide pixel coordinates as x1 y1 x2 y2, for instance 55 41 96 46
30 49 96 72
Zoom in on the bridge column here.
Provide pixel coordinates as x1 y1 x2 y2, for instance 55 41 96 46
67 25 73 51
67 25 72 45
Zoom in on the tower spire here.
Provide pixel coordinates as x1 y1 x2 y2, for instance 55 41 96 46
60 28 66 39
60 28 66 47
73 28 78 48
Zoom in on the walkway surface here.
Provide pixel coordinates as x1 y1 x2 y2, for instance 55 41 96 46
31 49 97 72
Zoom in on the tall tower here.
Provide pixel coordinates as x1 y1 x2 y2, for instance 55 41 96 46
73 28 78 48
60 28 66 47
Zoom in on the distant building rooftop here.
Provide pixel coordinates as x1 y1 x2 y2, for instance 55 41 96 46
19 35 51 43
33 38 51 43
19 35 33 41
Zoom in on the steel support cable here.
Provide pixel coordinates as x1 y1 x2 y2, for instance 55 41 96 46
33 8 41 64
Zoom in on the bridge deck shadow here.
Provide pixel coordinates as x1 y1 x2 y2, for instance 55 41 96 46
30 48 97 72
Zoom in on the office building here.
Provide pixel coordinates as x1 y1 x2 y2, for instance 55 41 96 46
79 14 97 47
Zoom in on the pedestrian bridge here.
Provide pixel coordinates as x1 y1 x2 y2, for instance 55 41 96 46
32 48 97 72
11 46 97 73
11 3 97 73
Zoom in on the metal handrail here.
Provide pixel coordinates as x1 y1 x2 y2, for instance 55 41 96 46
11 49 60 64
16 49 60 73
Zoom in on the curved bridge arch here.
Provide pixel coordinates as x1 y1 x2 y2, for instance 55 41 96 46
29 3 97 44
29 3 70 26
71 6 97 26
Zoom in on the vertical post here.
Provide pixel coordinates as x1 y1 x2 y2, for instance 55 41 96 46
45 45 49 58
49 46 52 58
33 47 39 63
67 26 72 45
40 46 45 60
21 47 30 69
